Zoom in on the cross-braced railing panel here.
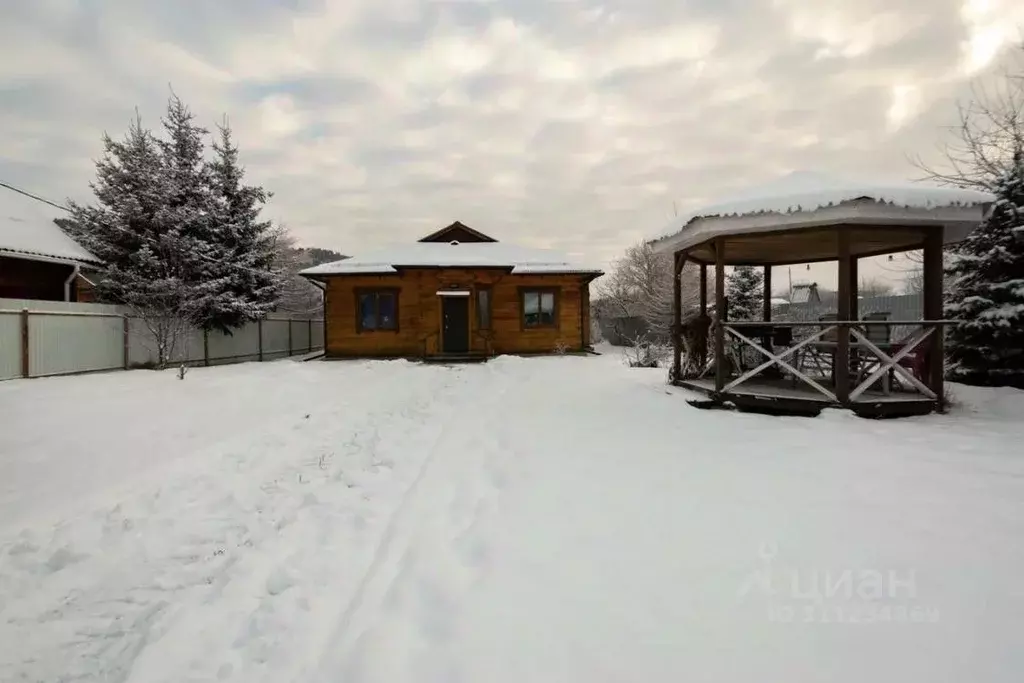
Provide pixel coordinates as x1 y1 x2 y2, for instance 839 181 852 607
718 320 947 405
849 325 936 400
724 325 838 401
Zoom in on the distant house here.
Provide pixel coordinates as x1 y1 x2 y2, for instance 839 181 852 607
300 221 603 359
789 283 821 304
0 185 102 302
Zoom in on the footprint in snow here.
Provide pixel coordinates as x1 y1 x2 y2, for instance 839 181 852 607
45 545 88 573
266 567 296 596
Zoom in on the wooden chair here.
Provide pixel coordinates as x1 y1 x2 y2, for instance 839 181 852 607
795 313 837 380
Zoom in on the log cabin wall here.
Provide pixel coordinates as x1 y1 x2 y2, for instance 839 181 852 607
323 268 592 357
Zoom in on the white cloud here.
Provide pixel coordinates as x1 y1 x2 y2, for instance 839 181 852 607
772 0 926 59
886 84 924 131
258 95 305 137
960 0 1024 74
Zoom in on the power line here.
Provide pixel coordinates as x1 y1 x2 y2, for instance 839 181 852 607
0 181 70 213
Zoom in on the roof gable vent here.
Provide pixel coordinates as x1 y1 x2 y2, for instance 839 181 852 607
418 221 498 243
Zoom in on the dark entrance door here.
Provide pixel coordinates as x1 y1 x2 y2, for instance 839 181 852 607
441 296 470 354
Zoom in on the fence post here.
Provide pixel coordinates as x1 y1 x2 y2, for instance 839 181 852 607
20 309 29 378
288 318 293 357
308 318 313 352
122 315 130 370
258 318 264 362
203 329 210 367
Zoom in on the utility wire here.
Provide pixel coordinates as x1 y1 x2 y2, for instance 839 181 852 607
0 181 70 212
1 179 307 281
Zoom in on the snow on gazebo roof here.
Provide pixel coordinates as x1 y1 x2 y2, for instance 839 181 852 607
0 185 101 266
652 170 995 253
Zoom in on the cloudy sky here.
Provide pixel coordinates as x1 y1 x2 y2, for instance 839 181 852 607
2 0 1022 291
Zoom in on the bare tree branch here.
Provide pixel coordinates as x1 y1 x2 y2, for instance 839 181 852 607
595 241 709 339
912 45 1024 190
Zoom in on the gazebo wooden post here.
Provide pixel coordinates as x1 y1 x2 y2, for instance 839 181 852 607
714 238 726 392
672 250 685 379
762 266 772 323
923 228 945 408
849 258 859 321
836 230 852 404
700 262 709 370
699 263 708 316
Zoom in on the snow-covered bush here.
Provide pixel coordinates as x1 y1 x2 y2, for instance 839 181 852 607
622 335 671 368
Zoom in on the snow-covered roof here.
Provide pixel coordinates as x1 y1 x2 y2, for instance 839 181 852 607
653 170 995 254
0 186 101 266
300 241 603 277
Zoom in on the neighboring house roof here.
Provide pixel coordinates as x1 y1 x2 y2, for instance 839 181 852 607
652 170 995 251
0 185 101 266
301 224 603 277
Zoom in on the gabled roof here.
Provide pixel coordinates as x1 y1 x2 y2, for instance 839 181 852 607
418 221 498 243
301 238 602 278
0 185 101 266
790 283 821 304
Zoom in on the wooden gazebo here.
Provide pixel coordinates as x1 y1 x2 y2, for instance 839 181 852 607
653 171 994 417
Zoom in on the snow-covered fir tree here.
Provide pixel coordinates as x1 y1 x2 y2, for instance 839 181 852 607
206 118 281 329
945 150 1024 388
725 266 764 320
65 94 285 360
65 113 207 367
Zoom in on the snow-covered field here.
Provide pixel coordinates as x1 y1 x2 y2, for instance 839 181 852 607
1 350 1023 682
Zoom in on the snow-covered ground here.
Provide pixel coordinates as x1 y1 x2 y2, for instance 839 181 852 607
1 350 1023 682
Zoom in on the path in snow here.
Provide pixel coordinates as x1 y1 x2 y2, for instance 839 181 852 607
1 351 1023 682
0 358 517 682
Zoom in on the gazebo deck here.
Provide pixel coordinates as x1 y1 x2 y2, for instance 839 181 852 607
675 376 936 417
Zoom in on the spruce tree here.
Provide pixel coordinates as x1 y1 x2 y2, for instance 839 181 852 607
157 94 231 332
726 266 764 320
65 112 207 366
945 151 1024 388
65 93 284 355
206 119 281 329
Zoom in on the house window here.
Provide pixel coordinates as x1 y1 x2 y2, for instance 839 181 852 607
522 289 557 328
357 289 398 331
477 287 492 330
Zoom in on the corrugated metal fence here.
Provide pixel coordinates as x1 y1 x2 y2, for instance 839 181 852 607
597 294 926 347
0 298 324 381
774 293 924 340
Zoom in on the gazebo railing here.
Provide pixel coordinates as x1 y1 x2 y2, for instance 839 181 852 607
718 320 952 404
723 324 839 401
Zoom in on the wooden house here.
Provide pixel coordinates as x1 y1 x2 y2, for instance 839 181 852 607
1 185 102 302
300 222 603 360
